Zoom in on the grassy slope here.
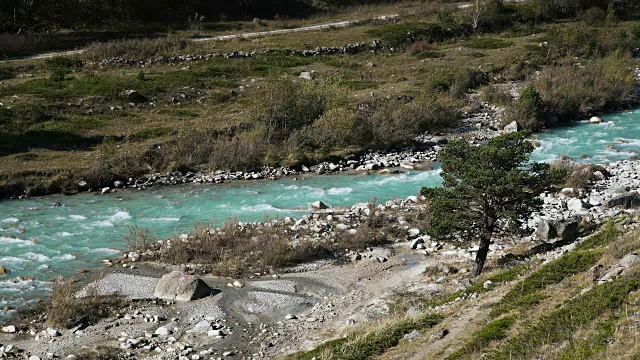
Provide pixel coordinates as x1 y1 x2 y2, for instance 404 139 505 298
316 221 640 360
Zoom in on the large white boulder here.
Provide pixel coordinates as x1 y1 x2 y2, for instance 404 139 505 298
153 271 212 302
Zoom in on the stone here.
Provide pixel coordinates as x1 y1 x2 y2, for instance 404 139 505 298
408 228 422 237
153 271 212 302
456 278 473 291
299 71 315 80
589 116 603 124
188 321 212 334
113 180 124 188
285 314 297 320
207 329 225 337
483 280 493 289
567 198 589 212
232 280 244 288
2 325 16 333
155 326 171 336
120 90 148 103
555 218 580 242
430 329 449 342
0 266 10 275
410 238 425 249
503 121 519 133
260 340 274 349
46 327 61 337
403 329 422 341
311 201 329 210
536 220 557 240
603 192 640 209
29 356 41 360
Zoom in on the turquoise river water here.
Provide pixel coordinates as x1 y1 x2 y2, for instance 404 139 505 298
0 109 639 318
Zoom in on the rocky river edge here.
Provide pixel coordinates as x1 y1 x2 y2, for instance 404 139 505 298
0 153 639 359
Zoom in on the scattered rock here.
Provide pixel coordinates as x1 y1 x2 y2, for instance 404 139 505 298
153 271 213 302
311 201 329 210
503 121 519 133
603 192 640 209
2 325 16 333
155 326 171 336
299 71 316 80
120 90 148 103
403 329 422 341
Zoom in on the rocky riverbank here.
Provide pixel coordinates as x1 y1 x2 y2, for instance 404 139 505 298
87 105 503 196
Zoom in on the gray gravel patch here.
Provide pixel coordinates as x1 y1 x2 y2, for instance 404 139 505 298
239 291 308 314
248 280 297 293
79 273 158 299
179 299 226 324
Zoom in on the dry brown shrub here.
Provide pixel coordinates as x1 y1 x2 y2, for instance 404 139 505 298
408 41 434 55
46 276 121 328
83 35 196 61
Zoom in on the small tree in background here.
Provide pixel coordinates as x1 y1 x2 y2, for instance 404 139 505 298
422 132 559 276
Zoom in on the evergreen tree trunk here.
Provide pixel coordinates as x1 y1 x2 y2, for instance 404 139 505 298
472 233 491 276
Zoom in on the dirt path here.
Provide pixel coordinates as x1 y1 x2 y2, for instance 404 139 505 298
0 14 398 64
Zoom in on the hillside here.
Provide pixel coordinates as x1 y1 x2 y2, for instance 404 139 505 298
1 0 639 199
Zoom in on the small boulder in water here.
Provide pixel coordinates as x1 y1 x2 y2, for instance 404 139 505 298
311 201 329 210
0 266 10 275
503 121 519 133
589 116 603 124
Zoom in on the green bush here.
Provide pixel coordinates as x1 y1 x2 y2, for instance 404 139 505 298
491 250 601 317
366 22 470 49
505 85 544 130
447 316 517 360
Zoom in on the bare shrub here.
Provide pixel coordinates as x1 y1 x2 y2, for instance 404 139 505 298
481 84 512 106
550 158 608 189
83 35 194 61
161 219 330 276
0 32 47 58
537 55 637 119
122 226 157 253
161 215 390 276
46 277 120 328
408 41 434 55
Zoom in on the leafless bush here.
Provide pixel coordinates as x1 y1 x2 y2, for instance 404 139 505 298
0 32 47 58
122 226 157 253
83 35 195 61
46 276 120 328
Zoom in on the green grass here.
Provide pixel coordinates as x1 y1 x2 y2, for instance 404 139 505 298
425 264 529 309
289 313 442 360
490 250 601 317
487 275 640 360
446 316 518 360
576 221 620 250
554 317 618 360
464 37 514 49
